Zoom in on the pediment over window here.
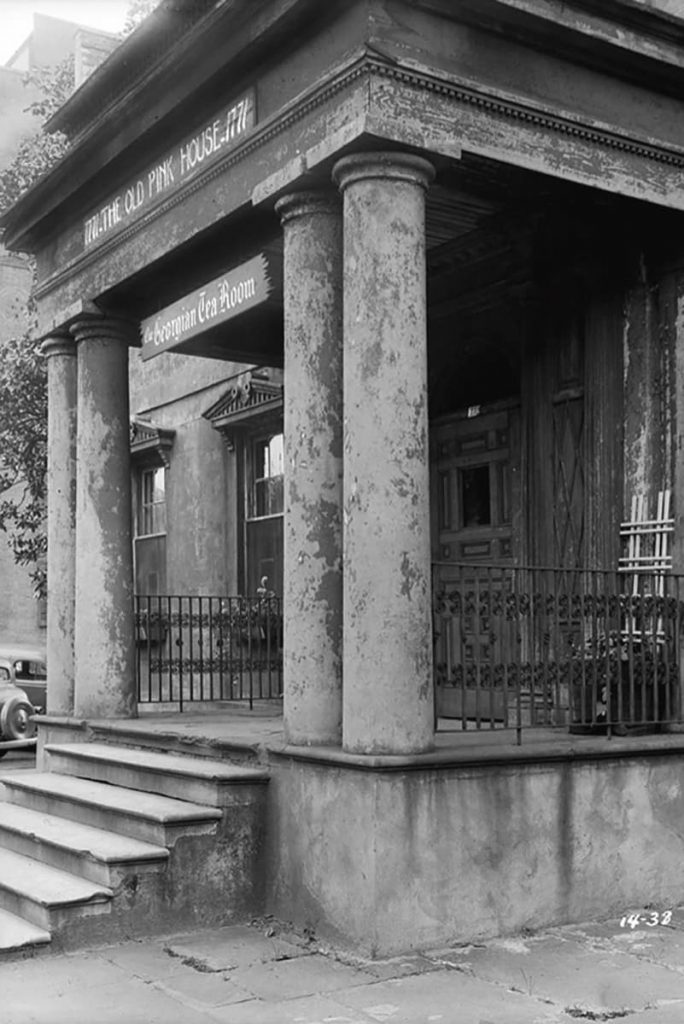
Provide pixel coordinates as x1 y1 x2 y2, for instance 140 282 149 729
130 417 175 467
204 369 283 449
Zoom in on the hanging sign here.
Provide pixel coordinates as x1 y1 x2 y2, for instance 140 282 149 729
140 253 274 360
83 88 256 251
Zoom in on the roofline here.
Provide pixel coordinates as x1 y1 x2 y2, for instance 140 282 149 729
46 0 219 137
0 0 332 251
3 11 120 73
4 0 684 253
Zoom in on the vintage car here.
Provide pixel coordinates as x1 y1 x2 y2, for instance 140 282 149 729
0 645 46 711
0 656 37 757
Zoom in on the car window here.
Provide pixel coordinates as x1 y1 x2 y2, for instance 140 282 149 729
0 666 10 680
14 660 46 679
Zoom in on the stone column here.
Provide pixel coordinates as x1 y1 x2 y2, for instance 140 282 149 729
71 316 137 719
42 335 77 714
275 191 343 745
333 151 435 755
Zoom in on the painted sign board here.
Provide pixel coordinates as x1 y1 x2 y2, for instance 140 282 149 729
83 88 256 252
141 253 274 360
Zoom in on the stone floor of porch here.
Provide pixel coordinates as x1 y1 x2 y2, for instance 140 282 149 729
35 704 684 770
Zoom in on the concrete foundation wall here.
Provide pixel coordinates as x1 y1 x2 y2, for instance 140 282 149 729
267 751 684 955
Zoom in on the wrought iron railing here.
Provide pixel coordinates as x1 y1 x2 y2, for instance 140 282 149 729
433 563 684 743
135 595 283 710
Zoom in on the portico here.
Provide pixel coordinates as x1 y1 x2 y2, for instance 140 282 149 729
7 0 684 953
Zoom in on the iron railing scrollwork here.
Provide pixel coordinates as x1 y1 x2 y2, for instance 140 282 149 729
135 594 283 710
433 563 684 743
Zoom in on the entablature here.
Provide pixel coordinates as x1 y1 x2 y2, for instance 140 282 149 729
7 3 684 340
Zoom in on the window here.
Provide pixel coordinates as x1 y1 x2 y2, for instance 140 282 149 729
138 467 166 536
245 432 284 596
135 466 167 595
249 434 284 518
461 465 491 527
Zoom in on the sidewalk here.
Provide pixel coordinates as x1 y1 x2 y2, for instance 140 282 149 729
4 911 684 1024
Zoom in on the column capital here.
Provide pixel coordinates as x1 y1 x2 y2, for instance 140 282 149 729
41 334 77 360
70 315 140 348
332 151 435 193
275 190 341 226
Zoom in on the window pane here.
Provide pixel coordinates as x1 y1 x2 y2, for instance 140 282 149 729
256 440 269 479
268 475 283 515
461 465 491 527
268 434 284 477
139 467 166 536
255 479 269 518
250 434 284 518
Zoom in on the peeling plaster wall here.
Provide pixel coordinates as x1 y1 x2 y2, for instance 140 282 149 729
622 252 676 519
267 754 684 955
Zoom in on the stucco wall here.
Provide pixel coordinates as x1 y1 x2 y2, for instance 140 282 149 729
267 751 684 955
165 414 234 595
130 351 252 597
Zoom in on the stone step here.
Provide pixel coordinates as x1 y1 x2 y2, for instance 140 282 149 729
0 906 50 954
0 847 111 932
45 742 269 806
0 802 168 885
1 773 222 846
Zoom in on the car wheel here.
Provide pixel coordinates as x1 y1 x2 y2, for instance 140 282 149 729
0 697 36 741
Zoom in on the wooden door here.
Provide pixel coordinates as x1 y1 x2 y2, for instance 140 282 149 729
431 403 521 719
432 404 520 567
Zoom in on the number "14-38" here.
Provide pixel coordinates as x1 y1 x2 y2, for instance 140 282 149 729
620 910 672 929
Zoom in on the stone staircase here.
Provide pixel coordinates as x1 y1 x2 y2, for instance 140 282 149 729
0 742 269 956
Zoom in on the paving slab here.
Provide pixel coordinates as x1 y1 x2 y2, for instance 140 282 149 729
627 1000 684 1023
424 931 684 1015
207 992 377 1024
339 952 441 982
96 938 199 980
330 971 572 1023
227 951 377 1001
1 949 132 995
555 915 684 975
149 970 253 1008
164 923 310 970
4 974 216 1024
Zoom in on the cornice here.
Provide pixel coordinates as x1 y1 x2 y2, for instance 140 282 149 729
130 417 176 467
371 57 684 169
33 52 684 304
204 369 283 450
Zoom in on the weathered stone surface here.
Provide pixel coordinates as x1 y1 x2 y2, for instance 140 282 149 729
425 931 684 1013
165 923 309 970
276 191 343 746
331 971 568 1023
43 335 77 715
10 915 684 1023
225 953 375 1002
333 151 435 756
71 316 137 719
